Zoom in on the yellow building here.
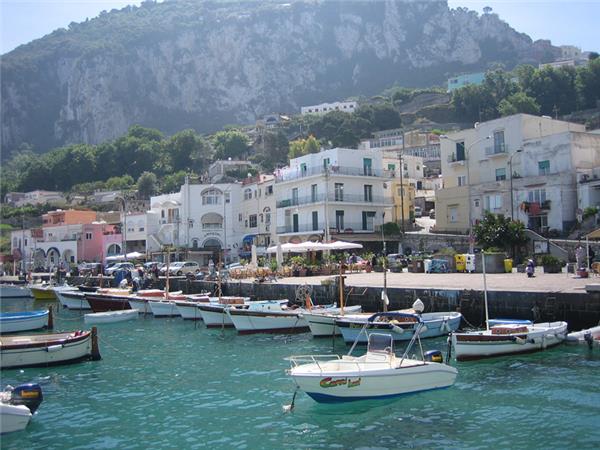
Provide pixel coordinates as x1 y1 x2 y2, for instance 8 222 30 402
388 179 415 229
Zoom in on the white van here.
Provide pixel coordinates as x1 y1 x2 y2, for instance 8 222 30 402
414 206 422 218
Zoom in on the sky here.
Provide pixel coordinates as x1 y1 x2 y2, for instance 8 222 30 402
0 0 599 55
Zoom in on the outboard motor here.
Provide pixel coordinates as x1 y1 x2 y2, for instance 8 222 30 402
10 383 44 414
424 350 444 364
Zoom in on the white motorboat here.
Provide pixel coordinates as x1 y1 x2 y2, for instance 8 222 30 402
84 309 139 324
337 311 463 344
196 297 252 328
30 283 78 301
452 321 567 361
174 296 211 320
56 290 90 310
148 300 182 318
127 291 186 315
0 383 43 434
0 310 50 334
565 325 600 347
287 313 458 403
0 329 100 369
302 307 364 337
227 303 314 334
0 284 31 299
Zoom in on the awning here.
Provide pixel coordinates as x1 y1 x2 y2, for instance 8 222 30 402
243 234 256 243
586 228 600 240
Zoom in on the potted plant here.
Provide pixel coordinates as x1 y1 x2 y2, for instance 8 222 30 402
363 252 375 273
373 256 386 272
540 254 563 273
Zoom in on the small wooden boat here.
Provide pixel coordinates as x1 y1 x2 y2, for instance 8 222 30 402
174 295 211 320
302 307 364 337
84 309 139 324
199 298 281 328
336 311 463 344
85 288 133 312
0 383 43 434
128 291 186 316
227 303 313 334
0 284 32 298
0 329 101 369
451 321 568 361
30 284 77 301
288 313 458 403
0 310 50 334
565 325 600 347
56 290 90 310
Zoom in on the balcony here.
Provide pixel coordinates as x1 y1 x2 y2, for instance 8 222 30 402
447 154 466 165
276 193 392 208
276 221 376 235
275 165 394 183
485 143 507 157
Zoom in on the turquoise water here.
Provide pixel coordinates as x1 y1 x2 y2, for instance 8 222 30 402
1 298 599 449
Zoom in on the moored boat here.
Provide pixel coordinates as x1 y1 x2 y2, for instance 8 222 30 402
30 284 77 301
84 309 139 324
451 321 568 361
85 289 133 312
0 310 50 334
0 329 101 369
174 296 211 320
0 284 31 299
197 297 252 328
56 290 90 310
336 311 462 344
287 313 458 403
566 325 600 347
227 303 312 334
0 383 43 434
302 306 364 337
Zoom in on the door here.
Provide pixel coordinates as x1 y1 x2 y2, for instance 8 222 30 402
363 158 372 176
293 214 299 233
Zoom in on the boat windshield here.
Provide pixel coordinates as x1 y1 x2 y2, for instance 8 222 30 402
367 333 394 354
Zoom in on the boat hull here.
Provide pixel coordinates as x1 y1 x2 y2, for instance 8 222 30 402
291 362 457 403
56 291 90 310
175 302 205 320
452 321 567 361
337 312 462 344
85 294 132 312
0 311 49 334
566 325 600 345
0 285 31 298
0 331 93 369
148 301 180 318
198 304 234 328
0 403 32 434
84 310 139 324
29 286 57 301
303 308 365 337
228 309 308 334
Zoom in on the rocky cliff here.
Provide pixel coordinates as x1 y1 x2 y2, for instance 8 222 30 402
1 0 556 156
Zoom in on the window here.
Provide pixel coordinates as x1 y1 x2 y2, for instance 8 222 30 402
312 211 319 231
161 210 165 218
225 192 230 203
456 142 465 161
292 214 299 233
244 188 252 200
139 227 145 232
249 215 257 228
362 211 376 230
493 130 505 153
238 213 242 222
334 183 344 201
387 163 396 172
538 160 550 176
335 210 344 230
202 188 222 205
265 213 271 224
528 189 547 204
292 188 299 205
458 176 467 186
85 233 92 240
363 158 373 176
484 194 503 211
300 163 307 176
364 185 373 202
311 184 318 202
495 168 506 181
323 158 330 169
266 185 273 195
449 206 458 223
24 238 28 246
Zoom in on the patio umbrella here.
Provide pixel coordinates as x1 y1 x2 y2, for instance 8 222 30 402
276 243 284 269
126 251 144 259
325 241 363 250
251 244 258 267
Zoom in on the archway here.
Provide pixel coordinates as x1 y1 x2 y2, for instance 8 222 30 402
63 249 75 264
46 247 60 267
106 243 122 256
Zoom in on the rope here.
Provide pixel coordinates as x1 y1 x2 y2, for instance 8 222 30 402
461 314 483 330
98 336 130 357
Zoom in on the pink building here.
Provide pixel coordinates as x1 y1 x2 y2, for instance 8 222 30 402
78 223 123 263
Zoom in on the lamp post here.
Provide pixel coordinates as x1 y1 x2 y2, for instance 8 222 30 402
509 149 523 220
397 152 405 232
441 134 491 253
115 196 127 260
380 212 388 312
324 165 330 242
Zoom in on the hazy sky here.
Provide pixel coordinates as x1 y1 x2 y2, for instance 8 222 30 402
1 0 598 55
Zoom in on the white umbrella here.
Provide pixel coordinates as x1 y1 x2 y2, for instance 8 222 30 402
296 241 329 251
106 254 125 262
266 242 305 253
126 251 144 259
251 244 258 267
325 241 363 250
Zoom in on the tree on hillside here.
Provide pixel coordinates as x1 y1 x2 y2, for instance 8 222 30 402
287 136 321 160
137 171 157 199
254 130 289 171
212 130 250 160
161 170 189 194
355 104 401 132
166 129 211 173
498 92 541 116
105 175 134 191
523 66 578 116
576 58 600 109
473 212 527 255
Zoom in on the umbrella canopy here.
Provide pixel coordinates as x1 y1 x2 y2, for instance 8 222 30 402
126 251 145 259
324 241 363 250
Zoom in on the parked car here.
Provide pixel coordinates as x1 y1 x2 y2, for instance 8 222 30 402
105 262 135 276
387 254 409 268
225 262 244 270
414 206 422 218
429 209 436 219
161 261 200 276
79 262 103 276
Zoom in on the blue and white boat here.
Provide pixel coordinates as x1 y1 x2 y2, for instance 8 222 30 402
0 310 50 334
336 311 462 344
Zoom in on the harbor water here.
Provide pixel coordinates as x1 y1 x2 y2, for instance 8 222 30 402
1 298 599 449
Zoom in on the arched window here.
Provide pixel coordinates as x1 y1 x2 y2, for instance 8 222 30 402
191 239 199 249
244 188 252 200
201 188 222 205
203 238 222 249
201 213 223 230
107 244 121 256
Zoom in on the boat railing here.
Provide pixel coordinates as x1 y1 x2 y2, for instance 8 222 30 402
287 354 396 374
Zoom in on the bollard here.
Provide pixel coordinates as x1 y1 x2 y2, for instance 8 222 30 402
90 326 102 361
47 305 54 330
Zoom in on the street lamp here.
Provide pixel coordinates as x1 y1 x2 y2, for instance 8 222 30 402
509 149 523 220
441 134 491 253
380 212 388 312
115 196 127 260
397 152 405 232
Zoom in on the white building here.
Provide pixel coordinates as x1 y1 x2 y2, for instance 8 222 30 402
274 148 393 243
436 114 594 234
124 212 148 254
147 181 244 265
5 190 65 207
301 101 357 116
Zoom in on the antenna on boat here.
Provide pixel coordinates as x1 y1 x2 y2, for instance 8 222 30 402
482 251 490 331
339 264 345 316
